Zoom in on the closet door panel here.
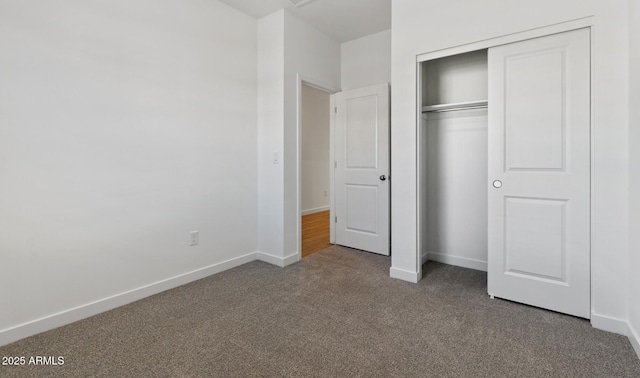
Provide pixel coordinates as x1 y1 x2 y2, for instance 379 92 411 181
505 49 566 171
503 197 567 281
488 28 590 319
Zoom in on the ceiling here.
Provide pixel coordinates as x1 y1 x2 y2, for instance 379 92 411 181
218 0 391 43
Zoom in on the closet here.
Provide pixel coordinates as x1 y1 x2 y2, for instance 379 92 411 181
419 49 489 271
418 28 591 319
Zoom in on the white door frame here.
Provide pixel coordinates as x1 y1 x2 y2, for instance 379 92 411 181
415 17 594 282
296 74 340 259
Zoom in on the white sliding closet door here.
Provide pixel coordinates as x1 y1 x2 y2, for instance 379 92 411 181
487 29 591 318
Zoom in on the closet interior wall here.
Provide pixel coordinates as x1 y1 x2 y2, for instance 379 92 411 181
419 49 489 271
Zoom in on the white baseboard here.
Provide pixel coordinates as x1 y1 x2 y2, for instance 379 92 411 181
425 251 487 272
390 266 421 283
629 321 640 360
592 313 640 360
0 252 258 347
301 206 330 216
257 251 300 267
591 312 630 336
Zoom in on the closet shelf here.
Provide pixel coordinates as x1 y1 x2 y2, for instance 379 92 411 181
422 100 488 113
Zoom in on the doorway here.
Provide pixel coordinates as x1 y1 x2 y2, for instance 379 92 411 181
300 83 331 257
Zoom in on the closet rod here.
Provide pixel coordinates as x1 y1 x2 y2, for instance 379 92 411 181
422 100 488 113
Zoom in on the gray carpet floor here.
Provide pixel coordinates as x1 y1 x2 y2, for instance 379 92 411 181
1 245 639 377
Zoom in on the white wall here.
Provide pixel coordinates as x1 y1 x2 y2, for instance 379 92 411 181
301 84 330 215
628 0 640 358
0 0 258 345
258 11 285 257
341 29 391 90
423 110 488 271
422 50 488 106
391 0 631 332
257 10 340 264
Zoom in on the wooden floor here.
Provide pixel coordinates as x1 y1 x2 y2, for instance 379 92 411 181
301 210 331 257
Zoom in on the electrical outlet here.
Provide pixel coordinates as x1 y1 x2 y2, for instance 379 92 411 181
189 231 199 246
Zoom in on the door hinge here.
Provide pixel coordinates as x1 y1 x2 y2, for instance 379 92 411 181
334 106 337 113
334 161 337 168
335 216 337 223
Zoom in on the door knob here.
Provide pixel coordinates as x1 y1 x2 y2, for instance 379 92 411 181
492 180 502 188
379 175 387 181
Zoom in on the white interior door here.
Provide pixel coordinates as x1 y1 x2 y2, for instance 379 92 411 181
488 29 591 318
334 83 390 255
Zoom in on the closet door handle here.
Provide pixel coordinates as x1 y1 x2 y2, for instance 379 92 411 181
492 180 502 188
379 175 387 181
